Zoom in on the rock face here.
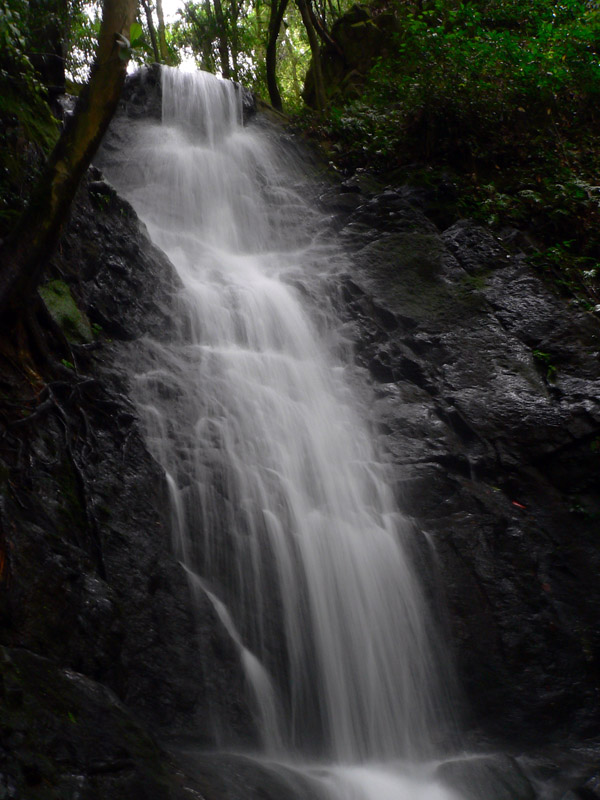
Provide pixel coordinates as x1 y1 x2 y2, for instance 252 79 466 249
0 170 255 798
1 70 599 798
319 180 600 745
435 754 536 800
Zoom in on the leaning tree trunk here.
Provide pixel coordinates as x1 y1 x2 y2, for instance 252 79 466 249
305 0 338 53
0 0 139 322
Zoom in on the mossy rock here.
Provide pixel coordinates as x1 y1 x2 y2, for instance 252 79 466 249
39 279 93 344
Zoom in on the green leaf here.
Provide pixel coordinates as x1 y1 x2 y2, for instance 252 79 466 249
129 21 143 44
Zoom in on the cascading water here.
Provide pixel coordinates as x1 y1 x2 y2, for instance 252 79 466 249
100 67 461 799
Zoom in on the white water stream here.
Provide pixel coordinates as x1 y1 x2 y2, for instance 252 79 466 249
101 67 461 800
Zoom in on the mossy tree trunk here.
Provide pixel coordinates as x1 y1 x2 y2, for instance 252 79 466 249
0 0 139 324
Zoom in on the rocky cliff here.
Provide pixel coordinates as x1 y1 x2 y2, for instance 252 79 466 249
1 70 599 799
0 170 254 799
320 181 600 744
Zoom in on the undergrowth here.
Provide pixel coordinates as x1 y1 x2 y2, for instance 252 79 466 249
302 0 600 310
0 0 59 235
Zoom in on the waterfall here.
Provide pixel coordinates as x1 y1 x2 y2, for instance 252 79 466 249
101 67 459 798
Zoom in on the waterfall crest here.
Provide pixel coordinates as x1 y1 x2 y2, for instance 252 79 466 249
101 67 453 771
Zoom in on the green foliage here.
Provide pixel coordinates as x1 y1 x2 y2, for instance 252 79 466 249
0 0 53 114
0 0 59 233
171 0 313 108
0 0 27 63
65 1 101 84
117 21 148 60
315 0 600 307
66 3 154 83
330 0 600 162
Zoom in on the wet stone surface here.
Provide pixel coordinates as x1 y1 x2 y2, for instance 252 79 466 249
319 182 600 747
0 172 255 798
0 80 599 798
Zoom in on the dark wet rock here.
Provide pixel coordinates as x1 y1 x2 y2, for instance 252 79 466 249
436 754 535 800
441 218 510 275
562 768 600 800
0 649 252 800
1 86 599 798
0 647 173 799
324 182 600 744
170 751 319 800
0 170 255 794
114 63 256 126
119 63 163 120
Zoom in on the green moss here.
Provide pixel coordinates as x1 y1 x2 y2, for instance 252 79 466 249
460 273 487 292
38 280 93 344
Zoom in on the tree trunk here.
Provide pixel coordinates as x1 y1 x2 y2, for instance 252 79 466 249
305 0 340 54
183 0 215 73
0 0 138 321
266 0 290 111
156 0 170 63
141 0 161 62
212 0 231 78
296 0 326 113
200 0 216 71
282 28 302 101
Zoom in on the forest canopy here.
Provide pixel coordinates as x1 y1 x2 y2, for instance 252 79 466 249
1 0 599 309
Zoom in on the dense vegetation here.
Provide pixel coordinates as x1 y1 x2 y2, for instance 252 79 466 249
1 0 599 310
319 0 600 310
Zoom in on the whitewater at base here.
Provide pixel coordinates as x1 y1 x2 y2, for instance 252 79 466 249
100 66 462 800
